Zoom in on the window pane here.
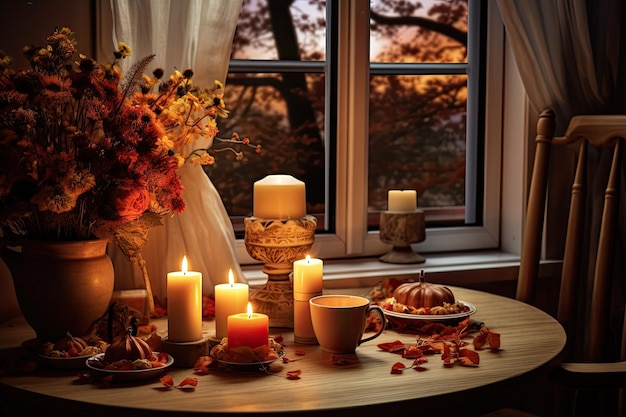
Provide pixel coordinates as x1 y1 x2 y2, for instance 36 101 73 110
222 0 329 236
368 0 471 227
370 0 468 64
216 72 327 233
368 74 467 209
232 0 327 61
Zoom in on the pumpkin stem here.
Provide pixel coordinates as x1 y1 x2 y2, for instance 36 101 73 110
419 269 425 284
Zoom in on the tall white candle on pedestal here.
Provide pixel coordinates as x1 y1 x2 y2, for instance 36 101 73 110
253 174 306 219
388 190 417 212
214 269 249 339
167 256 202 343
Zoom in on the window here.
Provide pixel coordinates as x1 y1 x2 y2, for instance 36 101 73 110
218 0 503 263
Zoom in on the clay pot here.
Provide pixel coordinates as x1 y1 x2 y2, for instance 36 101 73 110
1 239 114 342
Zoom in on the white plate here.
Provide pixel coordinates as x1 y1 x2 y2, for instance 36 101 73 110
39 354 92 369
85 352 173 382
382 300 476 322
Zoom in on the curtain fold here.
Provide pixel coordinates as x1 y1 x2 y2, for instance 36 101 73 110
109 0 245 303
496 0 609 129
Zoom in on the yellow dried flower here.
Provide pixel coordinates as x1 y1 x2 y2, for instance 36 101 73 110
31 185 76 214
117 42 132 58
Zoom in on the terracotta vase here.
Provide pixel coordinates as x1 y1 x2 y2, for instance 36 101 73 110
1 239 114 342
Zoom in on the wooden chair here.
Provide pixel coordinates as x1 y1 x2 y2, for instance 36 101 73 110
486 109 626 416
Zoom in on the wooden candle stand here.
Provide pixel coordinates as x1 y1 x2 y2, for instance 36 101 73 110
378 210 426 264
161 334 211 368
243 215 317 328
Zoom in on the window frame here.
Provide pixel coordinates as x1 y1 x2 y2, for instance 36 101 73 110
236 0 505 263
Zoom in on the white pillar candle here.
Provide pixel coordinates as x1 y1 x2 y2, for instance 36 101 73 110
214 269 249 339
167 256 202 343
293 255 323 294
293 255 323 344
388 190 417 212
253 174 306 219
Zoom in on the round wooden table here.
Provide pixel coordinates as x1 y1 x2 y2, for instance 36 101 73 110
0 286 565 416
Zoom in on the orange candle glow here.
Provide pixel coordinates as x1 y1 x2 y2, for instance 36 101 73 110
227 303 269 349
214 269 249 339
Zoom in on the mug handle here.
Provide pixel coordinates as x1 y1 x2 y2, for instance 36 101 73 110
358 304 387 345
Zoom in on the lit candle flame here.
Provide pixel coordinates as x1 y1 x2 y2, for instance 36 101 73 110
182 256 188 275
228 268 234 287
247 302 253 318
306 254 311 263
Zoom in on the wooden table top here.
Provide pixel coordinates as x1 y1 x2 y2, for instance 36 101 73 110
0 286 565 416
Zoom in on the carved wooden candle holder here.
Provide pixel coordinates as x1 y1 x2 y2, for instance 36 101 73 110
161 334 211 368
244 215 317 328
379 210 426 264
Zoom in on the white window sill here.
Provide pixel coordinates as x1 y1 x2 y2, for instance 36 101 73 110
241 250 562 290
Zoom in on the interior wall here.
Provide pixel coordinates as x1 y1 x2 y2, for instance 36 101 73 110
0 0 96 321
0 0 96 70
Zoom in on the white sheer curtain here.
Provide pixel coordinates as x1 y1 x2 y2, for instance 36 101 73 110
496 0 625 360
109 0 246 305
496 0 612 128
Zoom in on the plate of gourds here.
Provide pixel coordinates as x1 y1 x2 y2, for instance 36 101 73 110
86 327 173 382
38 332 109 369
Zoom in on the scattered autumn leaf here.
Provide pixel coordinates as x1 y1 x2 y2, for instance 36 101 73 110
178 377 198 389
402 346 423 359
391 362 406 374
473 332 487 349
412 357 428 370
193 355 216 375
160 375 175 388
377 340 406 353
459 348 480 365
487 331 501 350
286 370 302 380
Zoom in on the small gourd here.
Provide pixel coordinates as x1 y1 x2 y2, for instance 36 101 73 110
103 327 153 363
392 271 455 308
53 332 88 353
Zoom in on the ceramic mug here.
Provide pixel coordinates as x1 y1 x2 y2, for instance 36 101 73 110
309 294 386 353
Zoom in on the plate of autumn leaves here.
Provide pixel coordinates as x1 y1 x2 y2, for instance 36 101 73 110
209 337 285 370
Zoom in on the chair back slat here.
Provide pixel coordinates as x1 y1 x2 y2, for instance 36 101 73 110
588 138 622 361
517 109 555 304
557 139 587 356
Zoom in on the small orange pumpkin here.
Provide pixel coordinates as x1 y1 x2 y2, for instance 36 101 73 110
392 273 455 308
53 332 88 352
104 327 153 363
